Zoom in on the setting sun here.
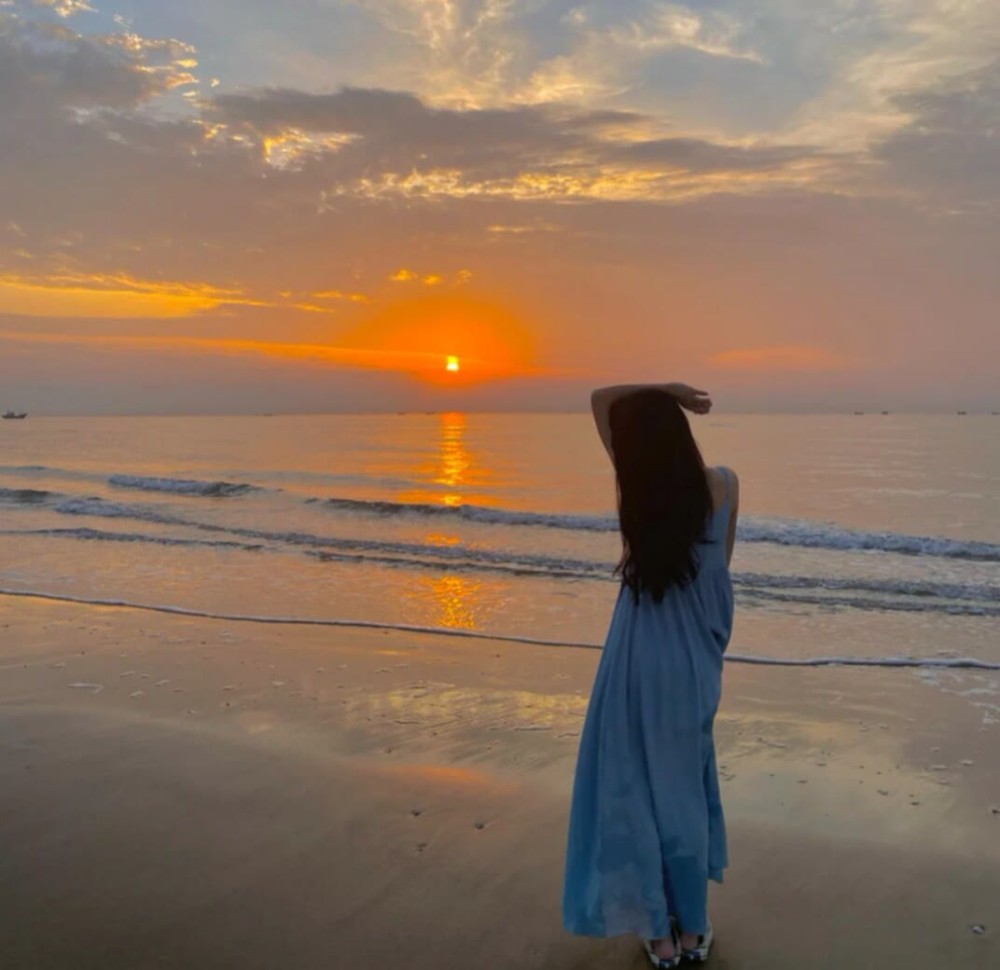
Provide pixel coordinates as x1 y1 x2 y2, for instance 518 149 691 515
337 294 536 384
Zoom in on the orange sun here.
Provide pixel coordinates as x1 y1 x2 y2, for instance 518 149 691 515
337 294 535 383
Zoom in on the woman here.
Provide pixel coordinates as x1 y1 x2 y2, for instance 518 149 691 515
563 383 738 967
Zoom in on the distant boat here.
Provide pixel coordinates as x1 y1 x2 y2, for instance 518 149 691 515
881 410 890 415
957 410 967 416
2 411 26 420
853 411 865 415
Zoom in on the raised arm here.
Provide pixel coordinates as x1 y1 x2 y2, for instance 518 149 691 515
590 383 712 460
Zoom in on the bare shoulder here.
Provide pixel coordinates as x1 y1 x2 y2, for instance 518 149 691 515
706 466 739 510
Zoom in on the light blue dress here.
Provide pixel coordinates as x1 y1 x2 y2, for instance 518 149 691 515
563 468 734 940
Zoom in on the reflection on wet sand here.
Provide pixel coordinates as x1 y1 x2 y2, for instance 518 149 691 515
352 682 588 738
424 574 481 630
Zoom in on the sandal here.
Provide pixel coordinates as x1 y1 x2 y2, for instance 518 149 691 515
644 921 682 969
680 921 713 962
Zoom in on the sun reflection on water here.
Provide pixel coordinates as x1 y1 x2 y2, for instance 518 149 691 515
436 411 470 507
395 412 511 634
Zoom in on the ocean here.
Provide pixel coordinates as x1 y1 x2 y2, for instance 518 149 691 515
1 413 997 696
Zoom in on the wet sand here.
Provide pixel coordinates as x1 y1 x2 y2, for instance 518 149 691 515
1 597 997 969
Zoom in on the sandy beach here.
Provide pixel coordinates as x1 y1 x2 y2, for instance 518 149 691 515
1 595 997 969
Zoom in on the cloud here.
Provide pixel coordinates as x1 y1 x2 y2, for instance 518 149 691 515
0 6 198 125
207 86 825 202
0 271 351 319
774 0 999 151
309 289 371 304
388 268 419 282
608 2 764 64
0 301 548 380
0 326 448 370
30 0 94 17
388 268 470 286
0 271 247 318
879 57 1000 213
0 1 997 412
343 0 524 106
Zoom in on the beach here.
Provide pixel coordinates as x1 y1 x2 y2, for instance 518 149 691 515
2 595 997 969
4 0 1000 961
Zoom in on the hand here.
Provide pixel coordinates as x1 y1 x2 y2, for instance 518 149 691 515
669 383 712 415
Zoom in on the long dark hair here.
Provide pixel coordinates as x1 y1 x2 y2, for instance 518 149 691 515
610 389 712 603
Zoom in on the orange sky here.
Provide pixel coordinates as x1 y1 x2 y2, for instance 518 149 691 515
0 1 997 412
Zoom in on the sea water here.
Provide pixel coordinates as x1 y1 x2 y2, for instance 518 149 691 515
1 414 996 691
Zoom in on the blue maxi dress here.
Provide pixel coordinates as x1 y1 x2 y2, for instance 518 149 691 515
563 468 734 940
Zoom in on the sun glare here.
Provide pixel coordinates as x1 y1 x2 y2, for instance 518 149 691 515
337 294 535 383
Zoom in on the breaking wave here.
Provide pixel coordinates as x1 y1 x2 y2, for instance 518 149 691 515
108 475 259 497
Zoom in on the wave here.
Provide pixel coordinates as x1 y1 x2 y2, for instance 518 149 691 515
6 483 1000 568
738 518 998 561
4 472 997 562
735 589 998 617
313 496 1000 561
1 586 998 670
312 496 615 532
735 571 998 604
0 527 263 552
3 521 996 617
109 474 259 497
0 487 52 504
54 496 183 524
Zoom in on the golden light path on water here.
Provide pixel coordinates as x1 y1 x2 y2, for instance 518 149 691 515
437 412 471 507
401 411 503 633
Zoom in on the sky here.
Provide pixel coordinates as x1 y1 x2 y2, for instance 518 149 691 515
0 0 997 413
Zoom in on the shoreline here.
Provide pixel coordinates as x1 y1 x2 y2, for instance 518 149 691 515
2 588 996 671
1 597 998 968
